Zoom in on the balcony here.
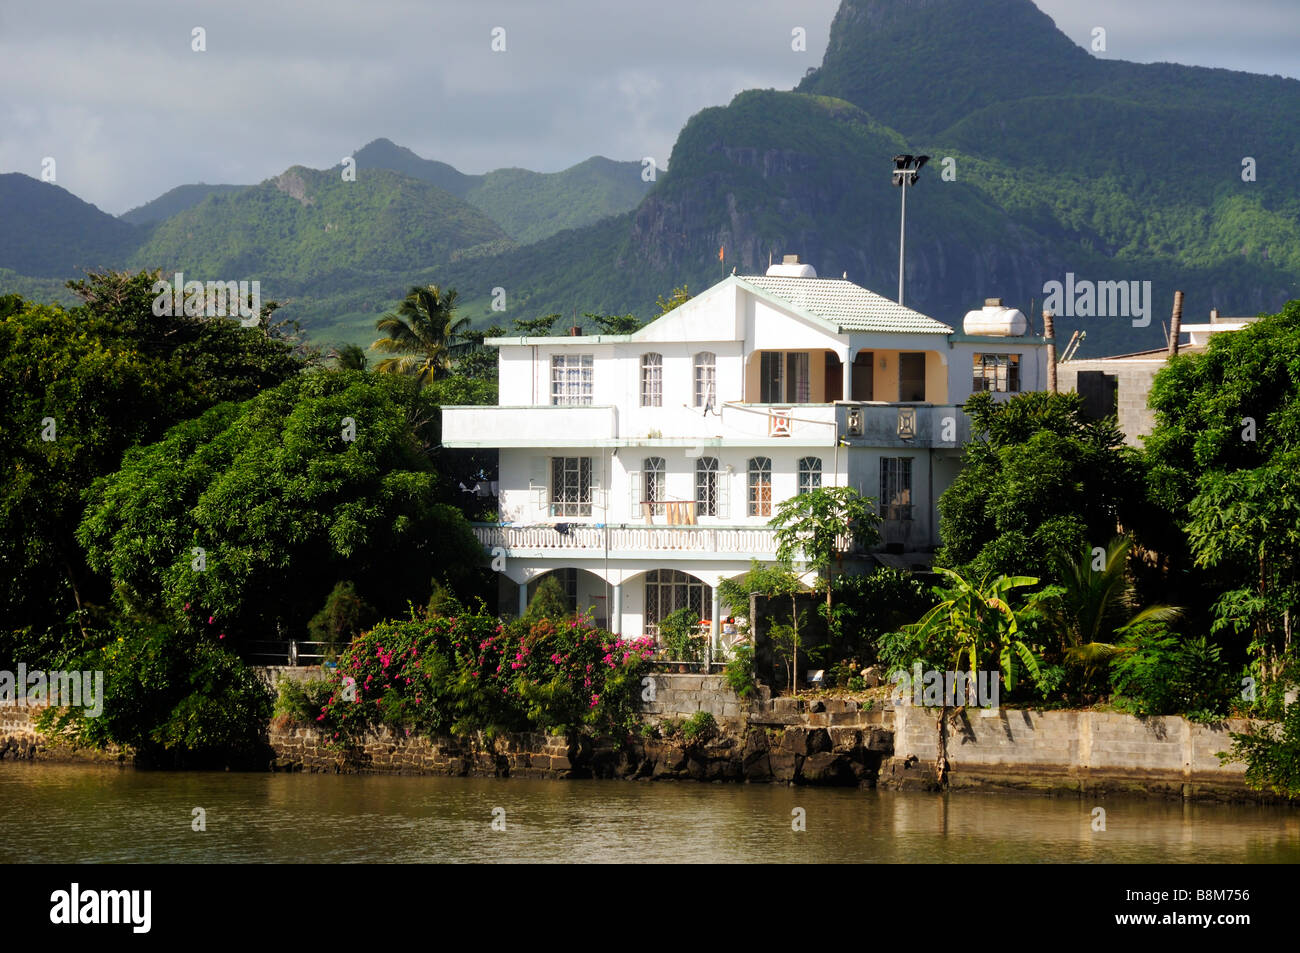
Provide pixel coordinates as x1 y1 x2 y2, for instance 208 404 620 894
835 403 970 449
474 523 782 559
442 405 616 447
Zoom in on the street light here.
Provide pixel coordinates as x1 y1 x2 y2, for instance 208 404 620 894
892 154 929 306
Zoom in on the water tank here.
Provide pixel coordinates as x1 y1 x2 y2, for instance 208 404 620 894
765 254 817 278
962 298 1028 336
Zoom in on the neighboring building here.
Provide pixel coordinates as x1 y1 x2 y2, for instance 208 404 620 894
442 257 1049 645
1056 309 1259 446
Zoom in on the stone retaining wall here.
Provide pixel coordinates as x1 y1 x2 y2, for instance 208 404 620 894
0 704 128 765
882 705 1264 801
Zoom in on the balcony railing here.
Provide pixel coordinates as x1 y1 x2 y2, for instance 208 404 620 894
473 523 859 559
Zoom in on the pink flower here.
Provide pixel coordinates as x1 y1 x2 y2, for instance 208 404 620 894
219 634 225 640
208 615 214 623
184 603 190 611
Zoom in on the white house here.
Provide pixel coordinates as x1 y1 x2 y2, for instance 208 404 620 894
441 256 1048 646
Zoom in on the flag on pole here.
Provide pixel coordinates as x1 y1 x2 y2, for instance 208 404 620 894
718 245 724 262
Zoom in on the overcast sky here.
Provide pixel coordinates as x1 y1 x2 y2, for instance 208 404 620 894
2 0 1296 216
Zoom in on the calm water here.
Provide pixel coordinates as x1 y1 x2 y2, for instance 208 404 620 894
2 763 1297 863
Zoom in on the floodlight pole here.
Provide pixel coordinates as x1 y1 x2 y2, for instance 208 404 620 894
898 177 908 306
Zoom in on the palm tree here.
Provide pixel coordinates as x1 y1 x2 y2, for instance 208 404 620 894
1050 536 1181 690
371 284 468 388
332 343 369 371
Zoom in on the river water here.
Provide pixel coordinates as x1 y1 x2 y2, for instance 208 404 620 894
2 763 1297 863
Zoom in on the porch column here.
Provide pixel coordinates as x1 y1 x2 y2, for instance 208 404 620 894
611 582 623 637
710 586 721 651
518 581 528 618
842 349 854 401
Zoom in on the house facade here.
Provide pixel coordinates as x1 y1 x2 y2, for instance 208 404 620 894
442 258 1049 646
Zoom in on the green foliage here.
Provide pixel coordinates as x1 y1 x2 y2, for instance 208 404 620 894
307 582 374 654
275 677 335 722
40 618 273 765
1223 701 1300 799
77 372 482 645
0 272 305 656
371 284 468 387
1145 301 1300 680
897 568 1045 698
1109 625 1237 720
524 576 571 625
772 486 881 584
724 642 757 700
936 390 1143 582
680 710 717 743
659 607 704 663
583 312 644 335
827 568 934 664
511 314 561 335
312 612 656 740
655 285 692 316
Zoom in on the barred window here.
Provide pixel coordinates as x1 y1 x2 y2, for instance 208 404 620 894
972 353 1020 393
640 353 662 407
644 569 710 633
643 457 666 516
879 457 913 521
694 352 716 409
747 456 772 517
695 457 719 517
551 353 594 405
798 456 822 495
551 456 592 516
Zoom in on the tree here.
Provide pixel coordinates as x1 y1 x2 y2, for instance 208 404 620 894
332 343 369 371
77 372 483 645
899 568 1044 786
936 390 1143 582
718 558 810 694
1145 300 1300 688
1046 536 1181 693
511 314 560 336
524 575 570 623
372 284 468 388
655 285 691 316
583 312 643 335
771 486 880 624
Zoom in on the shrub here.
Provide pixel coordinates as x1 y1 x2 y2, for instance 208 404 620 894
1223 701 1300 799
524 576 570 624
313 610 655 743
307 581 373 656
724 642 757 699
660 607 703 662
275 677 334 722
681 710 717 743
1109 625 1236 718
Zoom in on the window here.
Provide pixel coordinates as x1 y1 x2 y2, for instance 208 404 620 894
640 353 662 407
695 457 718 517
550 456 592 516
694 352 716 409
879 457 913 521
760 351 811 403
972 353 1021 393
643 457 666 516
551 354 593 405
747 456 772 517
644 569 711 632
798 456 822 494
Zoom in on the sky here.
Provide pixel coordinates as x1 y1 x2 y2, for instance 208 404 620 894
1 0 1296 216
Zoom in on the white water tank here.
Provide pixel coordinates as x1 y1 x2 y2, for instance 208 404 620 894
963 298 1028 336
766 254 817 278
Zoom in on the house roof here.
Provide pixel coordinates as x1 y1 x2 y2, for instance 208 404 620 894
737 275 954 335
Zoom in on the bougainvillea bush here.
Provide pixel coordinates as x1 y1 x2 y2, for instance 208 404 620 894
312 610 654 743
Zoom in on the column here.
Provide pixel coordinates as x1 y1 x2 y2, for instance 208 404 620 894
611 582 623 637
710 586 721 652
518 581 528 618
842 349 853 401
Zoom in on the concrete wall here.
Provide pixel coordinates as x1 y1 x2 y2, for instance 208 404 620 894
886 706 1258 800
1057 358 1164 447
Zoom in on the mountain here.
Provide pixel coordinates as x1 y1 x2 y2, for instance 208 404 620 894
0 174 143 277
350 138 652 243
129 166 512 293
120 184 246 226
